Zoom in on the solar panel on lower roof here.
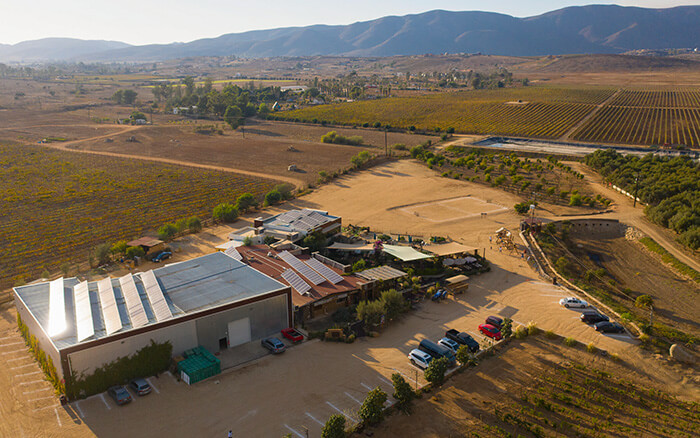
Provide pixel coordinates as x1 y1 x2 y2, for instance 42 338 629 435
119 273 149 328
97 277 123 335
278 251 326 285
48 277 67 337
141 270 173 322
73 281 95 342
224 247 242 261
305 258 344 284
281 269 311 295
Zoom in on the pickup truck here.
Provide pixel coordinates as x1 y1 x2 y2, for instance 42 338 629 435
445 329 480 353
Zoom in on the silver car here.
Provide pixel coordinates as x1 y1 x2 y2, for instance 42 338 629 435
559 297 589 308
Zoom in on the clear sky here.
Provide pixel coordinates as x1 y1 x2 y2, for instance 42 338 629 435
1 1 697 45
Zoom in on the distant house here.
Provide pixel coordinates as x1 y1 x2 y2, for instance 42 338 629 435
127 237 165 254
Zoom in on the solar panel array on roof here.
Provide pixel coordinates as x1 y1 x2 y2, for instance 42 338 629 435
73 281 95 342
305 257 344 284
224 246 242 261
281 269 311 295
97 277 122 335
119 274 149 328
278 251 326 285
271 209 333 233
48 277 67 337
141 270 173 322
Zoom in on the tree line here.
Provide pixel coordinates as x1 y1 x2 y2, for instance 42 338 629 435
584 149 700 250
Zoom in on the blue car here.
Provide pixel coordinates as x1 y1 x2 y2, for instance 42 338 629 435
152 251 172 263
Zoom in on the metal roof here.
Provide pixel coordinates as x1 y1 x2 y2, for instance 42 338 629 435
356 266 408 282
13 252 287 351
260 209 338 235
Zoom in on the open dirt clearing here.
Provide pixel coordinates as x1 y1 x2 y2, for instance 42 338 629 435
371 336 700 438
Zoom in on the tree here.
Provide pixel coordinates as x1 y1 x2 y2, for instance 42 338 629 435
213 203 239 222
352 259 366 272
263 190 282 207
93 243 111 265
380 289 405 320
122 89 137 105
125 245 145 260
158 223 178 240
356 300 384 327
224 105 243 129
555 256 572 276
273 183 294 200
321 414 346 438
235 193 257 212
302 231 326 252
358 387 387 426
110 240 128 256
187 216 202 233
500 318 513 338
258 103 270 116
424 356 449 386
182 76 195 96
456 345 476 366
391 372 415 412
635 295 654 329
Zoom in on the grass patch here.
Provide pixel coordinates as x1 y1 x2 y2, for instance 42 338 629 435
639 237 700 283
564 337 578 347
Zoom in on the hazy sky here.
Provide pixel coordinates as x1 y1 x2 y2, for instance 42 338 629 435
1 1 697 45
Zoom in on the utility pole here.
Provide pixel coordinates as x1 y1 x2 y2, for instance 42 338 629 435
633 172 640 207
384 128 388 156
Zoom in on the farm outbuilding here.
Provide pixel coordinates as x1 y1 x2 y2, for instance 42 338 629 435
13 252 292 393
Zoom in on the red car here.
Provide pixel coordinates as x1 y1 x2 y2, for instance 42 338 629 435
281 328 304 343
479 323 503 341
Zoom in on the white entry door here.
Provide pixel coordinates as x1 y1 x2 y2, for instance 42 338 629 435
227 317 251 348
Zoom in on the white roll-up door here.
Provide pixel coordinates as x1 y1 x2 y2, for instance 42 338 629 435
227 317 251 348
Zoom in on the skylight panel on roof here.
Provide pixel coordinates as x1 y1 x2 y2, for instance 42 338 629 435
97 277 123 335
73 281 95 342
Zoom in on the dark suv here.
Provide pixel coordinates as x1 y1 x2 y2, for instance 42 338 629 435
580 312 609 324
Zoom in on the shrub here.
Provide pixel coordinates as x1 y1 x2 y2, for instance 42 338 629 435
391 143 407 151
356 300 384 327
359 387 387 426
242 236 252 246
274 183 294 200
93 243 112 265
352 259 366 272
321 414 346 438
125 245 145 260
424 356 449 386
187 216 202 233
212 202 239 222
321 131 364 146
350 150 372 169
380 289 405 320
514 202 530 215
586 342 598 354
514 326 528 339
110 240 128 256
158 223 178 240
544 330 557 339
527 322 540 336
564 337 578 347
569 193 583 206
391 372 415 412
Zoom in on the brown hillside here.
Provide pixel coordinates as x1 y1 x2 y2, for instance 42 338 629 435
520 54 700 73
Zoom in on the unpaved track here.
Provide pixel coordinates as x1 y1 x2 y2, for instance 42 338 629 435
559 88 622 141
34 124 304 188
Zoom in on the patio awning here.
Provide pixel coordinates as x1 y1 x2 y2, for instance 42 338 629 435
382 245 432 262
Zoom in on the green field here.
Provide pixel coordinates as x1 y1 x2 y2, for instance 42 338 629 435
0 144 279 289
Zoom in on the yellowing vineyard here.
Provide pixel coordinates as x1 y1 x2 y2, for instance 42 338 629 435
276 87 700 147
0 144 279 289
275 88 615 139
572 89 700 146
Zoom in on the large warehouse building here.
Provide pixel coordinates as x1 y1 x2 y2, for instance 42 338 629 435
13 252 292 386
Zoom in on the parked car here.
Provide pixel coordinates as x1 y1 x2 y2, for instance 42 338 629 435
438 337 461 353
281 327 304 343
408 348 433 369
559 297 589 308
580 312 609 324
128 378 152 396
445 329 480 353
418 339 457 366
594 321 625 333
485 315 504 329
478 323 503 341
261 337 286 354
152 251 172 263
107 385 132 405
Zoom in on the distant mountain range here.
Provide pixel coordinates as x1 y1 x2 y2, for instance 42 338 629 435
1 5 699 63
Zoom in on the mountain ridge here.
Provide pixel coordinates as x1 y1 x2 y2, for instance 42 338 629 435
1 5 699 62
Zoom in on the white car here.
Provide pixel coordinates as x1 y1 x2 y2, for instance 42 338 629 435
408 348 433 369
560 297 589 308
438 337 461 353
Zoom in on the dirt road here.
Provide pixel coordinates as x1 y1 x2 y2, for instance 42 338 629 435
34 124 305 188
